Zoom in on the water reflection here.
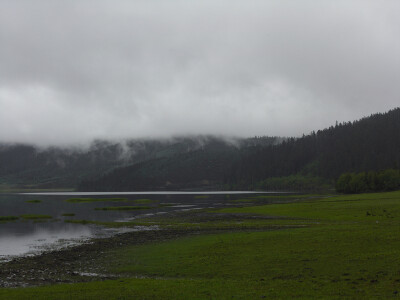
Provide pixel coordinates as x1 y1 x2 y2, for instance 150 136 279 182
0 191 287 260
0 222 94 260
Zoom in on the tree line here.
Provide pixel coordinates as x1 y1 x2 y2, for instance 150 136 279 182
227 108 400 189
336 169 400 194
79 108 400 192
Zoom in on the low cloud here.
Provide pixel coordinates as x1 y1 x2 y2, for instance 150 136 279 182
0 0 399 146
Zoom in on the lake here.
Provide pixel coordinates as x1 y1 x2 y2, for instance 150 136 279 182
0 191 286 261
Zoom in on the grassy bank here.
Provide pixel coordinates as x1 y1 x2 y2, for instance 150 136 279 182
0 216 19 222
1 191 400 299
25 200 42 204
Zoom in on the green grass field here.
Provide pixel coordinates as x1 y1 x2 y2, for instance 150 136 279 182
19 214 52 220
1 191 400 299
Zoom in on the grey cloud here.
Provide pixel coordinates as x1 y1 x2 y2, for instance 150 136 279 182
0 0 399 146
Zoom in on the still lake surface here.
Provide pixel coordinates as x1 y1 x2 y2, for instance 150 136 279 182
0 191 287 261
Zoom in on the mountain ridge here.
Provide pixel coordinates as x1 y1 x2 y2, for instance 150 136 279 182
0 136 281 189
79 107 400 191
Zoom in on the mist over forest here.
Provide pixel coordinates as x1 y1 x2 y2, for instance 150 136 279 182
1 108 399 192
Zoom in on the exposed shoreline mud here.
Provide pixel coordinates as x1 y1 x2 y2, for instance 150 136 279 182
0 228 201 288
0 207 292 288
0 211 279 288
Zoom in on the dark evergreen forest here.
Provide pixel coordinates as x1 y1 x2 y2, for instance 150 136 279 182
230 107 400 190
79 108 400 192
1 108 399 191
0 136 280 189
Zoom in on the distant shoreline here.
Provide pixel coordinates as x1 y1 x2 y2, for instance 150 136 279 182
20 190 293 196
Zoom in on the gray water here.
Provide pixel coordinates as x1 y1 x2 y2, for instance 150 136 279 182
22 191 276 195
0 191 287 261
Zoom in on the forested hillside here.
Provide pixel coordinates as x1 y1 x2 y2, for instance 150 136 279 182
78 136 282 191
79 108 400 191
230 108 400 190
2 108 399 191
79 139 240 191
0 136 280 189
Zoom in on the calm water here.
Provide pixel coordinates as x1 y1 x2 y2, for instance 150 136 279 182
0 191 285 261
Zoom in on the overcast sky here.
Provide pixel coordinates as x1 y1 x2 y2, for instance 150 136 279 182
0 0 399 146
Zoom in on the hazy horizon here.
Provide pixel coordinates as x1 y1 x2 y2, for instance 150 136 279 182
1 0 399 146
